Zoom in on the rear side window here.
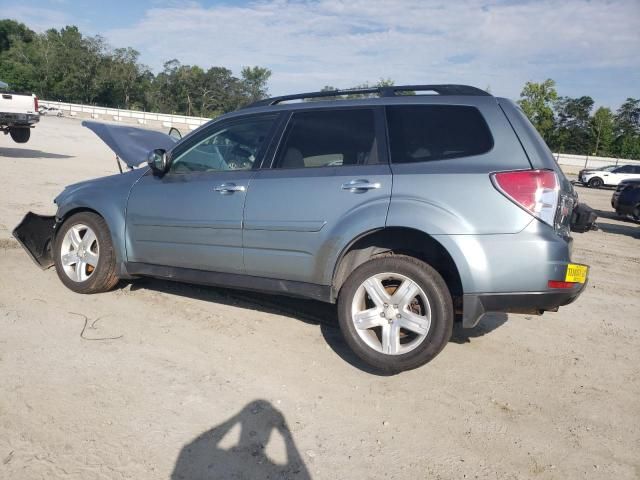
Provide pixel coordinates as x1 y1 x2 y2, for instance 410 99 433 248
274 109 378 168
616 165 635 173
386 105 493 163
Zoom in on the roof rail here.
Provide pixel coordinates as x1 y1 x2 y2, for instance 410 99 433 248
245 84 491 108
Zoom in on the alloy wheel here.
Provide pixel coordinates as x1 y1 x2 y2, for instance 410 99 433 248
60 223 99 282
350 272 431 355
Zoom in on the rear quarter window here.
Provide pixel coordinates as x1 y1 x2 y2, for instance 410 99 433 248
386 105 493 163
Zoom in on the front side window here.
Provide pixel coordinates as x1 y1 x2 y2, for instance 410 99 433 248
170 116 275 173
386 105 493 163
614 165 633 173
274 109 378 169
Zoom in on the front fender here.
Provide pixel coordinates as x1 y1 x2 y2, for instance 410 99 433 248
54 169 145 266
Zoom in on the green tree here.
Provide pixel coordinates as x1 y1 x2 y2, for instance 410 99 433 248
612 98 640 159
0 19 34 53
241 66 271 104
590 107 614 156
101 47 148 109
553 96 594 154
517 79 558 144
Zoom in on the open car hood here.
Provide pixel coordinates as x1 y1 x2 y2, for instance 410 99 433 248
82 120 177 168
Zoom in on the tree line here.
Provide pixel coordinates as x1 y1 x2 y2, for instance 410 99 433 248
517 79 639 160
0 19 271 117
1 20 638 159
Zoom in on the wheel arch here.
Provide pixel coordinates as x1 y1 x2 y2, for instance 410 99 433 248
588 176 604 187
331 227 464 306
55 206 104 242
56 203 126 266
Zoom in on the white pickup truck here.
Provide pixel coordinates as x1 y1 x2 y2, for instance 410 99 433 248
0 80 39 143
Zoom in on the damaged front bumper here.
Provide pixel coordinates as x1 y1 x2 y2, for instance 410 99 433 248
12 212 58 269
570 202 598 233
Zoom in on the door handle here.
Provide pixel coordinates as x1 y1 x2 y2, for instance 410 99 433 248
214 183 246 194
341 179 382 192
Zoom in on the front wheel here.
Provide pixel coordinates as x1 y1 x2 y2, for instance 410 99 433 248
53 212 119 294
337 255 453 373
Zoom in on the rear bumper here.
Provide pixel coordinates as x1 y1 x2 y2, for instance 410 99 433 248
462 281 587 328
12 212 57 269
0 112 39 126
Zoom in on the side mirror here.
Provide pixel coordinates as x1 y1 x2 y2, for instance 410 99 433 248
147 148 169 176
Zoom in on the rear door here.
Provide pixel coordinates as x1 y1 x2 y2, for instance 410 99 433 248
242 107 391 285
618 165 640 183
612 165 640 184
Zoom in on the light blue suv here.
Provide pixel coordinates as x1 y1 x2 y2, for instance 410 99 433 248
14 85 591 372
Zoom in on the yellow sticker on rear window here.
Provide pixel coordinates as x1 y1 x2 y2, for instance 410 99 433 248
565 264 588 283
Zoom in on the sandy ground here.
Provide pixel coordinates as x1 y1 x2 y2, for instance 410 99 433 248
1 116 639 480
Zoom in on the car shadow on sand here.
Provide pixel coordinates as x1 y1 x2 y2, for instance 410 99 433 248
593 209 640 239
171 399 310 480
0 147 73 159
127 278 508 374
596 222 640 239
449 313 508 344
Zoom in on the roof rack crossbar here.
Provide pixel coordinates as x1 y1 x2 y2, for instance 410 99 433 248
245 84 490 108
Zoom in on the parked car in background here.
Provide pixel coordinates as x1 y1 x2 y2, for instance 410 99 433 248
580 164 640 188
13 84 594 372
577 165 617 184
612 179 640 221
0 79 39 143
38 105 63 117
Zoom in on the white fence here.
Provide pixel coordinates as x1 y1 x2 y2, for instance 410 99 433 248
553 153 640 172
40 100 210 130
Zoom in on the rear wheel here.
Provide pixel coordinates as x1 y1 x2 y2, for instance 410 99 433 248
588 177 604 188
633 204 640 222
9 127 30 143
53 212 119 294
337 255 453 373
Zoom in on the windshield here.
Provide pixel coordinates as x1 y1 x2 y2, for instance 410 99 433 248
597 165 617 171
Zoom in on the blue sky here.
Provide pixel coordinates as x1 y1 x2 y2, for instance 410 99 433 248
2 0 639 109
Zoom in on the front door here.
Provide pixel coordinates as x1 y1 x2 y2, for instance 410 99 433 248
125 114 278 273
243 107 391 285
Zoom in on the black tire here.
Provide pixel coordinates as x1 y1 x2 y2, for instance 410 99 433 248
53 212 119 294
337 255 453 373
633 204 640 222
9 127 30 143
588 177 604 188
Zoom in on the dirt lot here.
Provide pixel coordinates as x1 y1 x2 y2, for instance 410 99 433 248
1 117 639 480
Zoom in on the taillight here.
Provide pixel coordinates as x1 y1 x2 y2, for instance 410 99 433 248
34 96 39 112
492 169 559 227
